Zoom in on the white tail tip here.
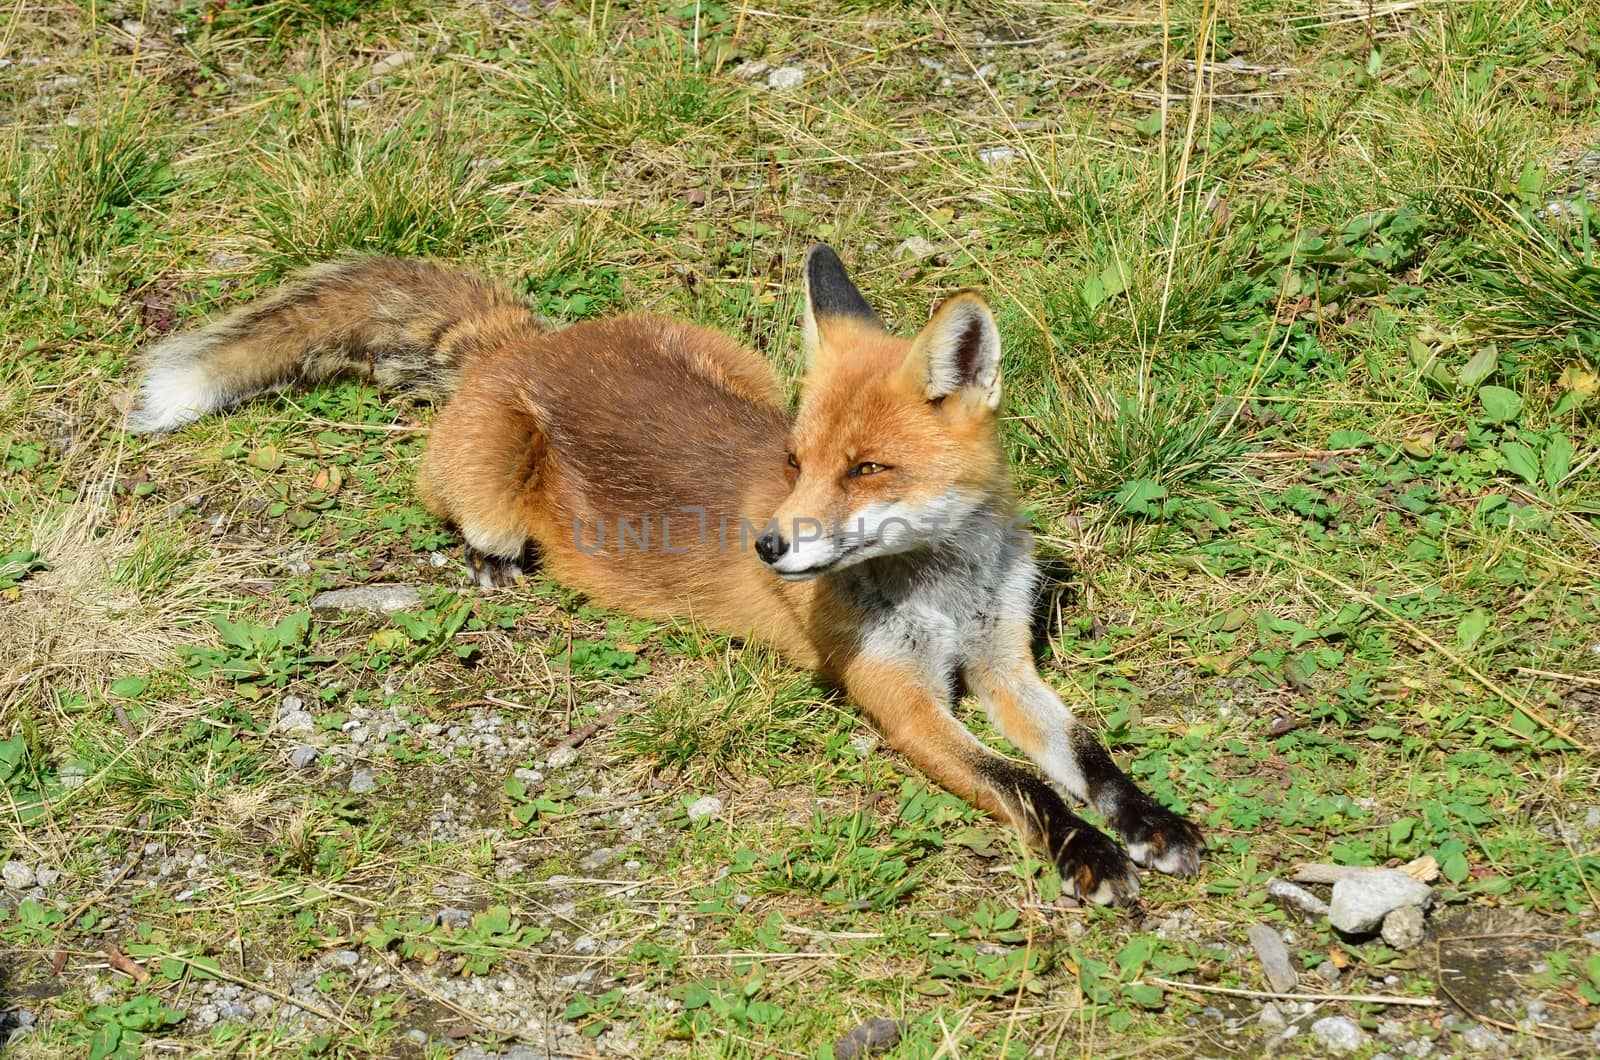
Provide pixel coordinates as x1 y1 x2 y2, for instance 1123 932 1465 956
127 357 223 433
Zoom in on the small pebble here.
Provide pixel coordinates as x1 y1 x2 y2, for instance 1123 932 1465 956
686 795 723 823
1310 1015 1365 1054
578 848 615 873
1381 905 1426 950
348 770 377 795
834 1017 901 1059
766 65 806 91
2 861 37 889
288 746 317 769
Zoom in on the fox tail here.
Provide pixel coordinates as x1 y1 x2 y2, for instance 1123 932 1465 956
128 257 542 433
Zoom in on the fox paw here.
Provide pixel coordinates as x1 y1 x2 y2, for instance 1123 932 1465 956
464 545 524 589
1115 801 1205 877
1056 825 1141 906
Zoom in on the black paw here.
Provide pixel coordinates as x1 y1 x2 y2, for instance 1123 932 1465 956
464 545 524 589
1112 799 1205 877
1055 823 1141 906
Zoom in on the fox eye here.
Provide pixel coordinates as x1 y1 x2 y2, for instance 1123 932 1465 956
847 461 890 478
786 452 800 470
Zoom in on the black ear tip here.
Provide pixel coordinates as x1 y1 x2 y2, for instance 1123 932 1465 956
805 243 841 270
803 241 883 328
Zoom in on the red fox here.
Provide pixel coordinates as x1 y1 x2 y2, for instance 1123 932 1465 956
131 246 1203 904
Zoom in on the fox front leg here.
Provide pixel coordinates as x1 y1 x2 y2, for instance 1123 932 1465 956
965 628 1205 877
841 654 1141 905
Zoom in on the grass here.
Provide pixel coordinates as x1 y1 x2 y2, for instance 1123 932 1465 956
2 0 1599 1056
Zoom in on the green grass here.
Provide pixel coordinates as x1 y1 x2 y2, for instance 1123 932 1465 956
3 1 1600 1056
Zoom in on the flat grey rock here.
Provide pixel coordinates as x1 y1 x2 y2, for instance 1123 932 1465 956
288 745 317 769
1248 924 1299 994
1268 878 1331 917
1329 869 1432 934
437 907 472 930
310 584 423 614
578 848 615 873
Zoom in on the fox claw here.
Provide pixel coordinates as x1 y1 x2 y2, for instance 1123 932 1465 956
1117 802 1206 878
1057 826 1141 906
464 545 524 589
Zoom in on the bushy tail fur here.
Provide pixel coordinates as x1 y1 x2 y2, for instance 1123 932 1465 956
128 257 543 433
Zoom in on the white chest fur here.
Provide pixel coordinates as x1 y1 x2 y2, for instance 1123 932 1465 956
838 512 1038 683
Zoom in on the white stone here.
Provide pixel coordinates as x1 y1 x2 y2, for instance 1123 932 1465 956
766 66 806 91
1268 878 1331 917
1329 869 1432 934
1310 1015 1365 1053
894 235 938 260
276 710 315 736
687 795 723 823
978 147 1017 167
1381 905 1426 949
2 861 37 889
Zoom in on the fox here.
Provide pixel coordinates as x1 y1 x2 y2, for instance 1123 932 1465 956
129 246 1204 905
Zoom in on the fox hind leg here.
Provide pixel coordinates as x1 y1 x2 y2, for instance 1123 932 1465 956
418 377 547 588
463 541 539 589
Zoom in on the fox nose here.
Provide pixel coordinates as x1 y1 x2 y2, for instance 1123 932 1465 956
754 530 788 565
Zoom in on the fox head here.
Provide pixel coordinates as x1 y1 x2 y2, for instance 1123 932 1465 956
755 244 1013 581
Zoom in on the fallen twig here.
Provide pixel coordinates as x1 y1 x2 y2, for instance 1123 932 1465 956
112 705 138 739
1292 856 1439 885
1144 977 1440 1007
548 704 629 757
104 941 149 983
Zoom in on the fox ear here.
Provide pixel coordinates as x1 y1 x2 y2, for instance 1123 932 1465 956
802 244 884 370
902 291 1002 410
